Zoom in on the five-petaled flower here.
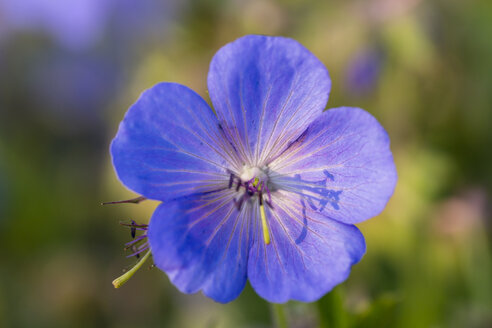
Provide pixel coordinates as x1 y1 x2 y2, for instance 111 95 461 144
110 35 397 303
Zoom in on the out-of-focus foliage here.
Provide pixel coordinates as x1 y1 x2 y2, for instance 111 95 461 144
0 0 491 327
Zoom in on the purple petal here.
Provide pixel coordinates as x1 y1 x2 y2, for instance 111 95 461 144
111 82 236 201
248 191 365 303
207 35 331 166
269 107 397 224
147 192 253 303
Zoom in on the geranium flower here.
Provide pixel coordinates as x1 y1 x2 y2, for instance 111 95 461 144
110 35 397 303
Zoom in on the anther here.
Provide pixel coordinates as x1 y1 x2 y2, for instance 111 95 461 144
130 220 137 238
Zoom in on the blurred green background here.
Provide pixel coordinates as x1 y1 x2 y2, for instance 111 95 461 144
1 0 491 327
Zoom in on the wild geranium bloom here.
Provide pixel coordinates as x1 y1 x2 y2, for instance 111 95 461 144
110 35 397 303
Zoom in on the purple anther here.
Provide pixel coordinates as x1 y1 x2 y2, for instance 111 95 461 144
246 186 255 196
228 174 234 189
130 220 137 238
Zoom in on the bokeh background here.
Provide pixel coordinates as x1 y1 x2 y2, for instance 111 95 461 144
1 0 491 327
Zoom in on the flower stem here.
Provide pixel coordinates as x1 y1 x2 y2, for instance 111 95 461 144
317 287 346 328
271 303 288 328
112 250 151 288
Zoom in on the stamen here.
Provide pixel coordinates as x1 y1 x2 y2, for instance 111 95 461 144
234 190 252 210
112 250 151 288
259 193 271 245
246 178 256 195
119 222 149 228
263 182 272 205
118 220 149 259
130 245 141 259
126 244 149 258
124 235 147 247
119 221 149 232
121 227 148 231
228 174 234 189
130 219 137 238
234 195 245 210
102 196 146 205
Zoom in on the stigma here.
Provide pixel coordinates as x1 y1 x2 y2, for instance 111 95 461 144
229 165 272 245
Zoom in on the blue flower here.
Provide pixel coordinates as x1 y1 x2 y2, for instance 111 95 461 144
110 35 397 303
345 46 384 96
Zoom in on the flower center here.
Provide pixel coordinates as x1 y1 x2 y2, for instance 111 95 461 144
239 165 268 183
229 166 272 204
229 165 272 245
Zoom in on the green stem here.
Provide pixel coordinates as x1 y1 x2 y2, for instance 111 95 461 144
112 250 151 288
271 303 288 328
317 287 346 328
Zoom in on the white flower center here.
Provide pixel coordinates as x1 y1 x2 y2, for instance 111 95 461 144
240 165 268 183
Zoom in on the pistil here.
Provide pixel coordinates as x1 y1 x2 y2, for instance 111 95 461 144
259 193 271 245
112 250 151 288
